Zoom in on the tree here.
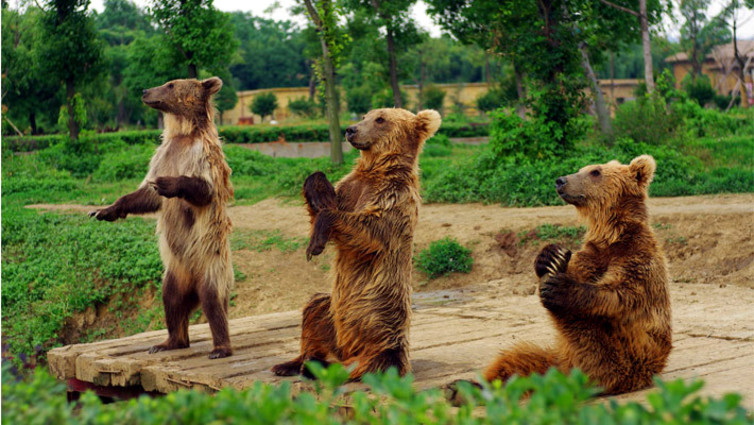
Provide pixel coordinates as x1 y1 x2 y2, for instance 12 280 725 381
1 6 62 134
679 0 731 81
95 0 155 129
595 0 667 93
148 0 238 79
345 0 421 108
215 81 238 124
39 0 106 139
301 0 349 165
251 92 278 122
228 12 310 90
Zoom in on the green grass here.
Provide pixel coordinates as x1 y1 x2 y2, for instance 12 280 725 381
231 229 308 253
1 205 163 359
518 224 587 247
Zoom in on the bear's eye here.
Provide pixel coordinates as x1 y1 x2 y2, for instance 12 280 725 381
375 117 385 124
590 169 601 177
168 83 174 89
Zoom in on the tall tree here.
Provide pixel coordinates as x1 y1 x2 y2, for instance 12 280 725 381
148 0 238 79
2 6 61 134
346 0 421 108
596 0 667 93
228 12 310 90
39 0 105 139
679 0 731 81
301 0 349 165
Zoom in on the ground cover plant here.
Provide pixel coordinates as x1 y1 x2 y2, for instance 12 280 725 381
2 362 751 424
415 237 474 279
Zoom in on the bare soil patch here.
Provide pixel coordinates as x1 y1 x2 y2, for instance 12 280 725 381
29 193 754 319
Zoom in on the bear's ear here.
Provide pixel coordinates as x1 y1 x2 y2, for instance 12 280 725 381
416 109 441 139
629 155 656 190
202 77 223 96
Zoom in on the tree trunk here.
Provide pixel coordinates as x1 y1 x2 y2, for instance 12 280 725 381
639 0 655 93
579 43 612 135
386 27 402 108
417 56 425 110
188 63 198 79
66 78 79 140
733 22 749 108
321 40 343 164
29 112 38 135
513 60 526 118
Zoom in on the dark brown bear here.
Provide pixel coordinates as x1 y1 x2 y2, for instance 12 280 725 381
90 77 234 359
484 155 672 394
272 108 441 380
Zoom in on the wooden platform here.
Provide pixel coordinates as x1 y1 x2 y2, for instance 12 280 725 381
48 284 754 407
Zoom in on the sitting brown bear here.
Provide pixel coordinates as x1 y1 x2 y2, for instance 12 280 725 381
483 155 672 395
272 108 441 380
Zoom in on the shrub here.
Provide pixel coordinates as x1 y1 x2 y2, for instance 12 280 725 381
476 86 511 114
613 95 683 145
488 109 565 160
92 143 154 182
420 84 446 113
415 237 473 278
287 96 317 119
2 363 751 425
372 87 408 109
251 92 278 122
346 86 373 115
682 74 716 107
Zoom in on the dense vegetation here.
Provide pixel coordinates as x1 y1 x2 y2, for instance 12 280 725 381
4 362 752 424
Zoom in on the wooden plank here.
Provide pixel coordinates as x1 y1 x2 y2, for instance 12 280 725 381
47 284 754 409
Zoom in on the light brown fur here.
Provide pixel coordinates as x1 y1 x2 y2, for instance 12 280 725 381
484 155 672 395
272 108 441 380
90 77 235 359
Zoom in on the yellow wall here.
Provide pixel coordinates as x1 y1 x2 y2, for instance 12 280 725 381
221 80 641 125
671 60 746 95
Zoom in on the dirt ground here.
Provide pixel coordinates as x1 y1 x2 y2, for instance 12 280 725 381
29 193 754 320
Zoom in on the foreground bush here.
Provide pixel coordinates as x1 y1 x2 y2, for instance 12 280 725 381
2 363 750 424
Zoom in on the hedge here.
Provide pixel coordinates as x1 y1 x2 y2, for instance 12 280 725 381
2 123 489 152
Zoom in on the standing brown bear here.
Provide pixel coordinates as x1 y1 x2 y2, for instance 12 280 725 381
484 155 672 394
89 77 235 359
272 108 441 380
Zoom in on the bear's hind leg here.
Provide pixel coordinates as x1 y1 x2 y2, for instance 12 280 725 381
273 293 337 376
343 345 409 381
150 270 198 354
483 343 563 383
199 281 232 359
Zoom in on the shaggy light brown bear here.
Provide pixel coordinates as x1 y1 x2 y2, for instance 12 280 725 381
90 77 234 359
272 108 441 380
484 155 672 394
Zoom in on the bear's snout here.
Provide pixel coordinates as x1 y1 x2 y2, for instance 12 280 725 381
555 176 567 192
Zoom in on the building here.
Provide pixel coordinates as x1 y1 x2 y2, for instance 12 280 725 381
665 40 754 101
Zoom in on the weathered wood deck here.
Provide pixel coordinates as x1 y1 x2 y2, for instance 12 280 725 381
48 284 754 407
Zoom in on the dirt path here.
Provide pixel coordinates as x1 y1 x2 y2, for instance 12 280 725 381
29 193 754 317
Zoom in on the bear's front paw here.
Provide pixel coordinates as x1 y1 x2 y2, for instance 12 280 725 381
306 210 334 261
303 171 337 214
535 244 571 278
539 273 571 313
150 176 182 198
88 206 124 221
